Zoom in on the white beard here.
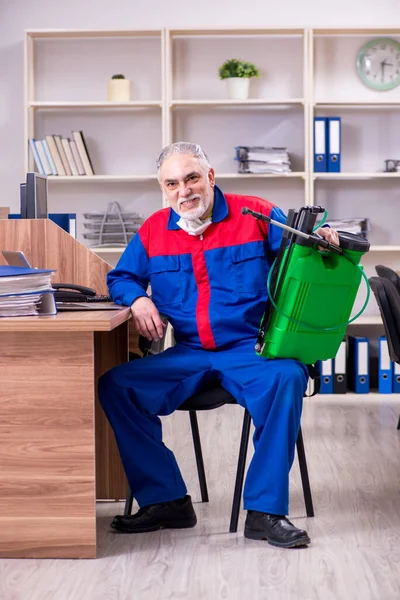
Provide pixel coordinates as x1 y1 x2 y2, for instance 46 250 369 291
176 194 209 221
175 194 213 236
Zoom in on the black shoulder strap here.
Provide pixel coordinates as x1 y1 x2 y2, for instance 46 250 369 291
305 363 321 397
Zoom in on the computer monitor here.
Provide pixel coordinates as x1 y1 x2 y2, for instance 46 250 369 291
20 172 48 219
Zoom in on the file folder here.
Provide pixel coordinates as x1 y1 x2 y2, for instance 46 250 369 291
317 358 333 393
348 335 369 393
333 340 347 393
393 362 400 393
314 117 327 172
327 117 341 173
378 336 393 393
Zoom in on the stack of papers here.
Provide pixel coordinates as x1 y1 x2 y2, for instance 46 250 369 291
0 266 56 317
235 146 291 174
316 217 371 238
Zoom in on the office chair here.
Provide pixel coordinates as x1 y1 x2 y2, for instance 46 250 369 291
375 265 400 295
369 276 400 430
124 336 315 533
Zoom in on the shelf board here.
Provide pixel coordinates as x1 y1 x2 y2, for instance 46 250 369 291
26 29 162 39
29 101 162 109
171 99 304 107
350 316 382 325
314 172 400 180
312 392 400 400
315 101 400 109
313 28 400 36
91 247 126 254
47 175 158 183
216 172 305 179
369 246 400 252
169 28 305 37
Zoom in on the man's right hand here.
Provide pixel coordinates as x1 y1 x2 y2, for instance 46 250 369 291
130 296 166 342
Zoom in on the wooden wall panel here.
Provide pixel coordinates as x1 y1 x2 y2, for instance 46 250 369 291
94 324 129 500
0 219 110 294
0 331 96 558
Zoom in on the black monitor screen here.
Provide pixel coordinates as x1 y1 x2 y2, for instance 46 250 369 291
25 172 48 219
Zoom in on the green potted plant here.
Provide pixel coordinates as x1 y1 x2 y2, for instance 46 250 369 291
107 73 130 102
218 59 260 100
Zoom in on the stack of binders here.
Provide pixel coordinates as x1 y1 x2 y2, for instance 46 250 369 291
235 146 291 174
317 335 400 395
0 266 57 317
314 117 341 173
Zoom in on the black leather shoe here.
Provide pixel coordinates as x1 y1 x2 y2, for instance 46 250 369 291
244 511 310 548
111 495 197 533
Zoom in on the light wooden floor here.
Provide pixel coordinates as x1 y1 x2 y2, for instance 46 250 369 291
1 396 400 600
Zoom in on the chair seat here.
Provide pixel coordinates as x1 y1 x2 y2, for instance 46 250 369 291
178 385 236 411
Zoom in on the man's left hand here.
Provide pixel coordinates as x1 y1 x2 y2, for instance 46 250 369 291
314 227 340 250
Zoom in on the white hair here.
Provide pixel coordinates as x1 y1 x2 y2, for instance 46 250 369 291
156 142 211 180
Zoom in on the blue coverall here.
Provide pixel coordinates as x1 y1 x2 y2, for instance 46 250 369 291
98 186 309 515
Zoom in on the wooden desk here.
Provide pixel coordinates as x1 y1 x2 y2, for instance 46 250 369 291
0 309 131 558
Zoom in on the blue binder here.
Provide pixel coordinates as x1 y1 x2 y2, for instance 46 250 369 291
317 358 334 393
333 340 347 393
327 117 341 172
348 335 369 393
393 362 400 393
378 336 393 393
314 117 327 172
49 213 77 238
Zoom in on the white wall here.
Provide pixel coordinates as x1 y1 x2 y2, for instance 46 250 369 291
1 0 399 210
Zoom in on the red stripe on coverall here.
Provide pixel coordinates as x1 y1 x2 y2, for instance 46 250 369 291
191 245 216 350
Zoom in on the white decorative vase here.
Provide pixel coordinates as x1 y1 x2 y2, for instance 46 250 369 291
226 77 250 100
107 78 131 102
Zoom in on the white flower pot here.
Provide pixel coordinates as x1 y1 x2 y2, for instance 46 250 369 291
226 77 250 100
107 79 131 102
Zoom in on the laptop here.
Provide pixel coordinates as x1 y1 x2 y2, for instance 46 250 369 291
1 250 124 311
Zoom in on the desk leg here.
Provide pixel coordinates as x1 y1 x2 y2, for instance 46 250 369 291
94 323 129 500
0 331 97 558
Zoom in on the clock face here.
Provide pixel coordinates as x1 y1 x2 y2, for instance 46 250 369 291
357 38 400 91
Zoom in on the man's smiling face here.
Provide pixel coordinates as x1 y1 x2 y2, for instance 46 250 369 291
159 153 215 221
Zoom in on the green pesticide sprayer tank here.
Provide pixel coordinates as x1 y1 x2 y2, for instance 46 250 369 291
242 206 370 365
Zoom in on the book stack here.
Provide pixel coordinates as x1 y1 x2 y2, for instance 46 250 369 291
0 266 57 317
235 146 291 174
29 131 94 176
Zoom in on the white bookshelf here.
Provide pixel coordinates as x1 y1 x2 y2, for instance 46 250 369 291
24 27 400 283
310 27 400 257
165 28 309 218
24 28 166 242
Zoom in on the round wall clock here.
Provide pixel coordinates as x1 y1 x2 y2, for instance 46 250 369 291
357 38 400 91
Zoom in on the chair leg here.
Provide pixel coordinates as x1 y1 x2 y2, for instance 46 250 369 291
229 408 252 533
296 425 314 518
189 411 209 503
124 486 134 516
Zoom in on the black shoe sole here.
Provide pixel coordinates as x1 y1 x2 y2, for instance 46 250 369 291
244 528 311 548
111 517 197 534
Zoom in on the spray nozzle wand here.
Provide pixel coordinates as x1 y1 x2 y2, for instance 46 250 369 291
241 207 343 255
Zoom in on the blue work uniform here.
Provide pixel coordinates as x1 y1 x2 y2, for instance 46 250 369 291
98 186 308 515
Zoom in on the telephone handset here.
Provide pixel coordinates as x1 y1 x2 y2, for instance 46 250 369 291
52 283 111 303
